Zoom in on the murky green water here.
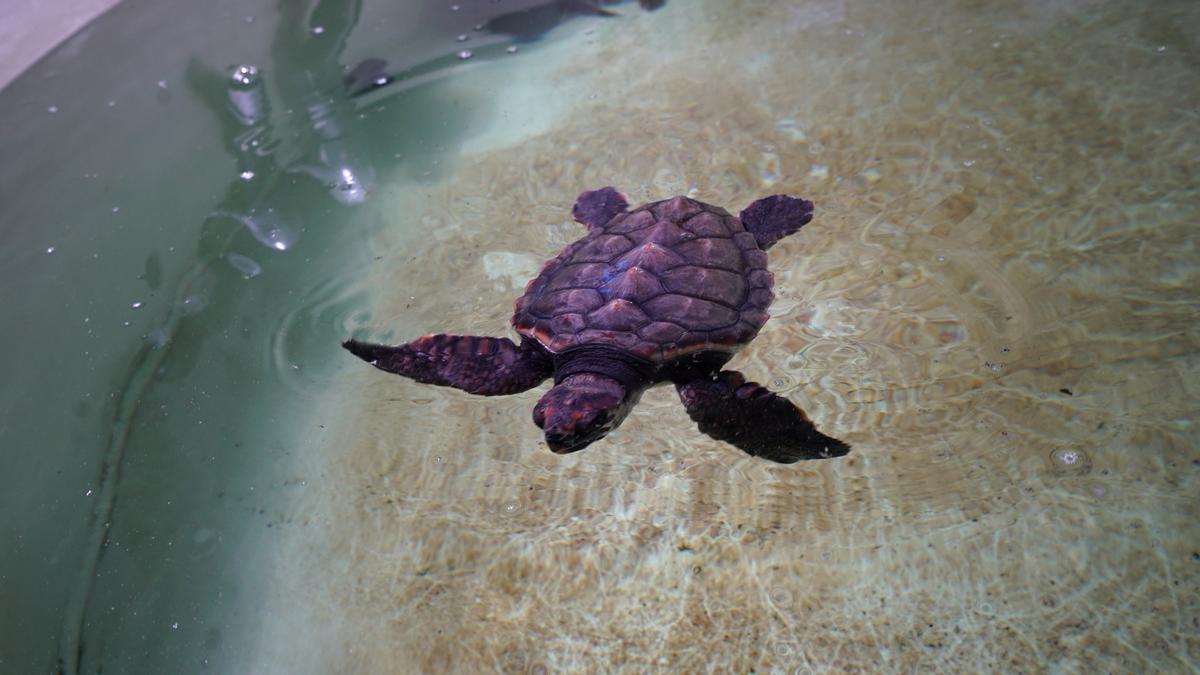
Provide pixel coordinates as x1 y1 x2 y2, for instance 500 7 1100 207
1 0 1196 673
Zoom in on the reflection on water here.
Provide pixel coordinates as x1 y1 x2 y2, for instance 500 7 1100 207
0 0 1195 672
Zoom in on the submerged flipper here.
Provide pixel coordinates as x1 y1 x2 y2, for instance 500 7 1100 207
739 195 814 251
676 370 850 463
343 335 552 395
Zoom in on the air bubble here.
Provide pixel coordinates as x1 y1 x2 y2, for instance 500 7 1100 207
769 374 796 390
503 502 517 513
46 246 56 254
240 170 255 181
180 293 208 315
1050 448 1091 475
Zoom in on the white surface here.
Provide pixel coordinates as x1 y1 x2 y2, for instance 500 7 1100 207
0 0 123 89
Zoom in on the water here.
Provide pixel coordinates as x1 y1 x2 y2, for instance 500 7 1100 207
1 0 1197 672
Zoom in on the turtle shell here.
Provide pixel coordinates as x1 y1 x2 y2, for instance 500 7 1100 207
513 195 774 362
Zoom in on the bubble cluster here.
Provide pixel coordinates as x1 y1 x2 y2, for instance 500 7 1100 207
231 65 258 85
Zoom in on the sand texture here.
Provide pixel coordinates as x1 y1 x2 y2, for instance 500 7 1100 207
249 0 1199 671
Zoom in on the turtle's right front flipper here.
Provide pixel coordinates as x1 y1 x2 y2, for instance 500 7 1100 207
343 334 551 395
676 370 850 463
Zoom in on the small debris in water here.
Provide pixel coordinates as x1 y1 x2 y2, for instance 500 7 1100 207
962 159 976 167
1155 45 1166 53
46 245 56 254
1059 388 1074 396
111 206 120 213
107 100 116 107
311 25 325 34
450 3 460 10
809 164 829 179
131 301 143 309
457 50 473 60
936 255 946 262
456 34 469 42
47 105 59 113
239 170 255 181
156 80 168 89
506 46 519 54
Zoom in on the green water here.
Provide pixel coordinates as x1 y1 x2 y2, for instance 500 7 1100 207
1 0 1197 673
0 0 490 670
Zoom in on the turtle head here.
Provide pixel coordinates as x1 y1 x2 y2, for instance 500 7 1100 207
533 374 637 454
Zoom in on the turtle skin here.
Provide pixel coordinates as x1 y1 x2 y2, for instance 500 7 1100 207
513 195 772 363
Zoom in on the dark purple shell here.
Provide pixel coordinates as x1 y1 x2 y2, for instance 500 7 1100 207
513 195 774 362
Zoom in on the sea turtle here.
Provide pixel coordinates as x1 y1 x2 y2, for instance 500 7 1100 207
343 187 850 463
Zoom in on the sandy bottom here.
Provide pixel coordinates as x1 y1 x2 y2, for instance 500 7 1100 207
246 0 1198 671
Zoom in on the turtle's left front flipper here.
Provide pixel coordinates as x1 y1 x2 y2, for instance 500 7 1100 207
676 371 850 463
343 335 552 395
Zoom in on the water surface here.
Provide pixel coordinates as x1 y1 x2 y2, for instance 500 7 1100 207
0 0 1196 672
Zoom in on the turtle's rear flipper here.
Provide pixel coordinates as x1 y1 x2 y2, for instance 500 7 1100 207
343 335 552 396
676 370 850 463
739 195 814 251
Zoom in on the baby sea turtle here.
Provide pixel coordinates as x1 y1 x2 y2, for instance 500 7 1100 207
344 187 850 463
